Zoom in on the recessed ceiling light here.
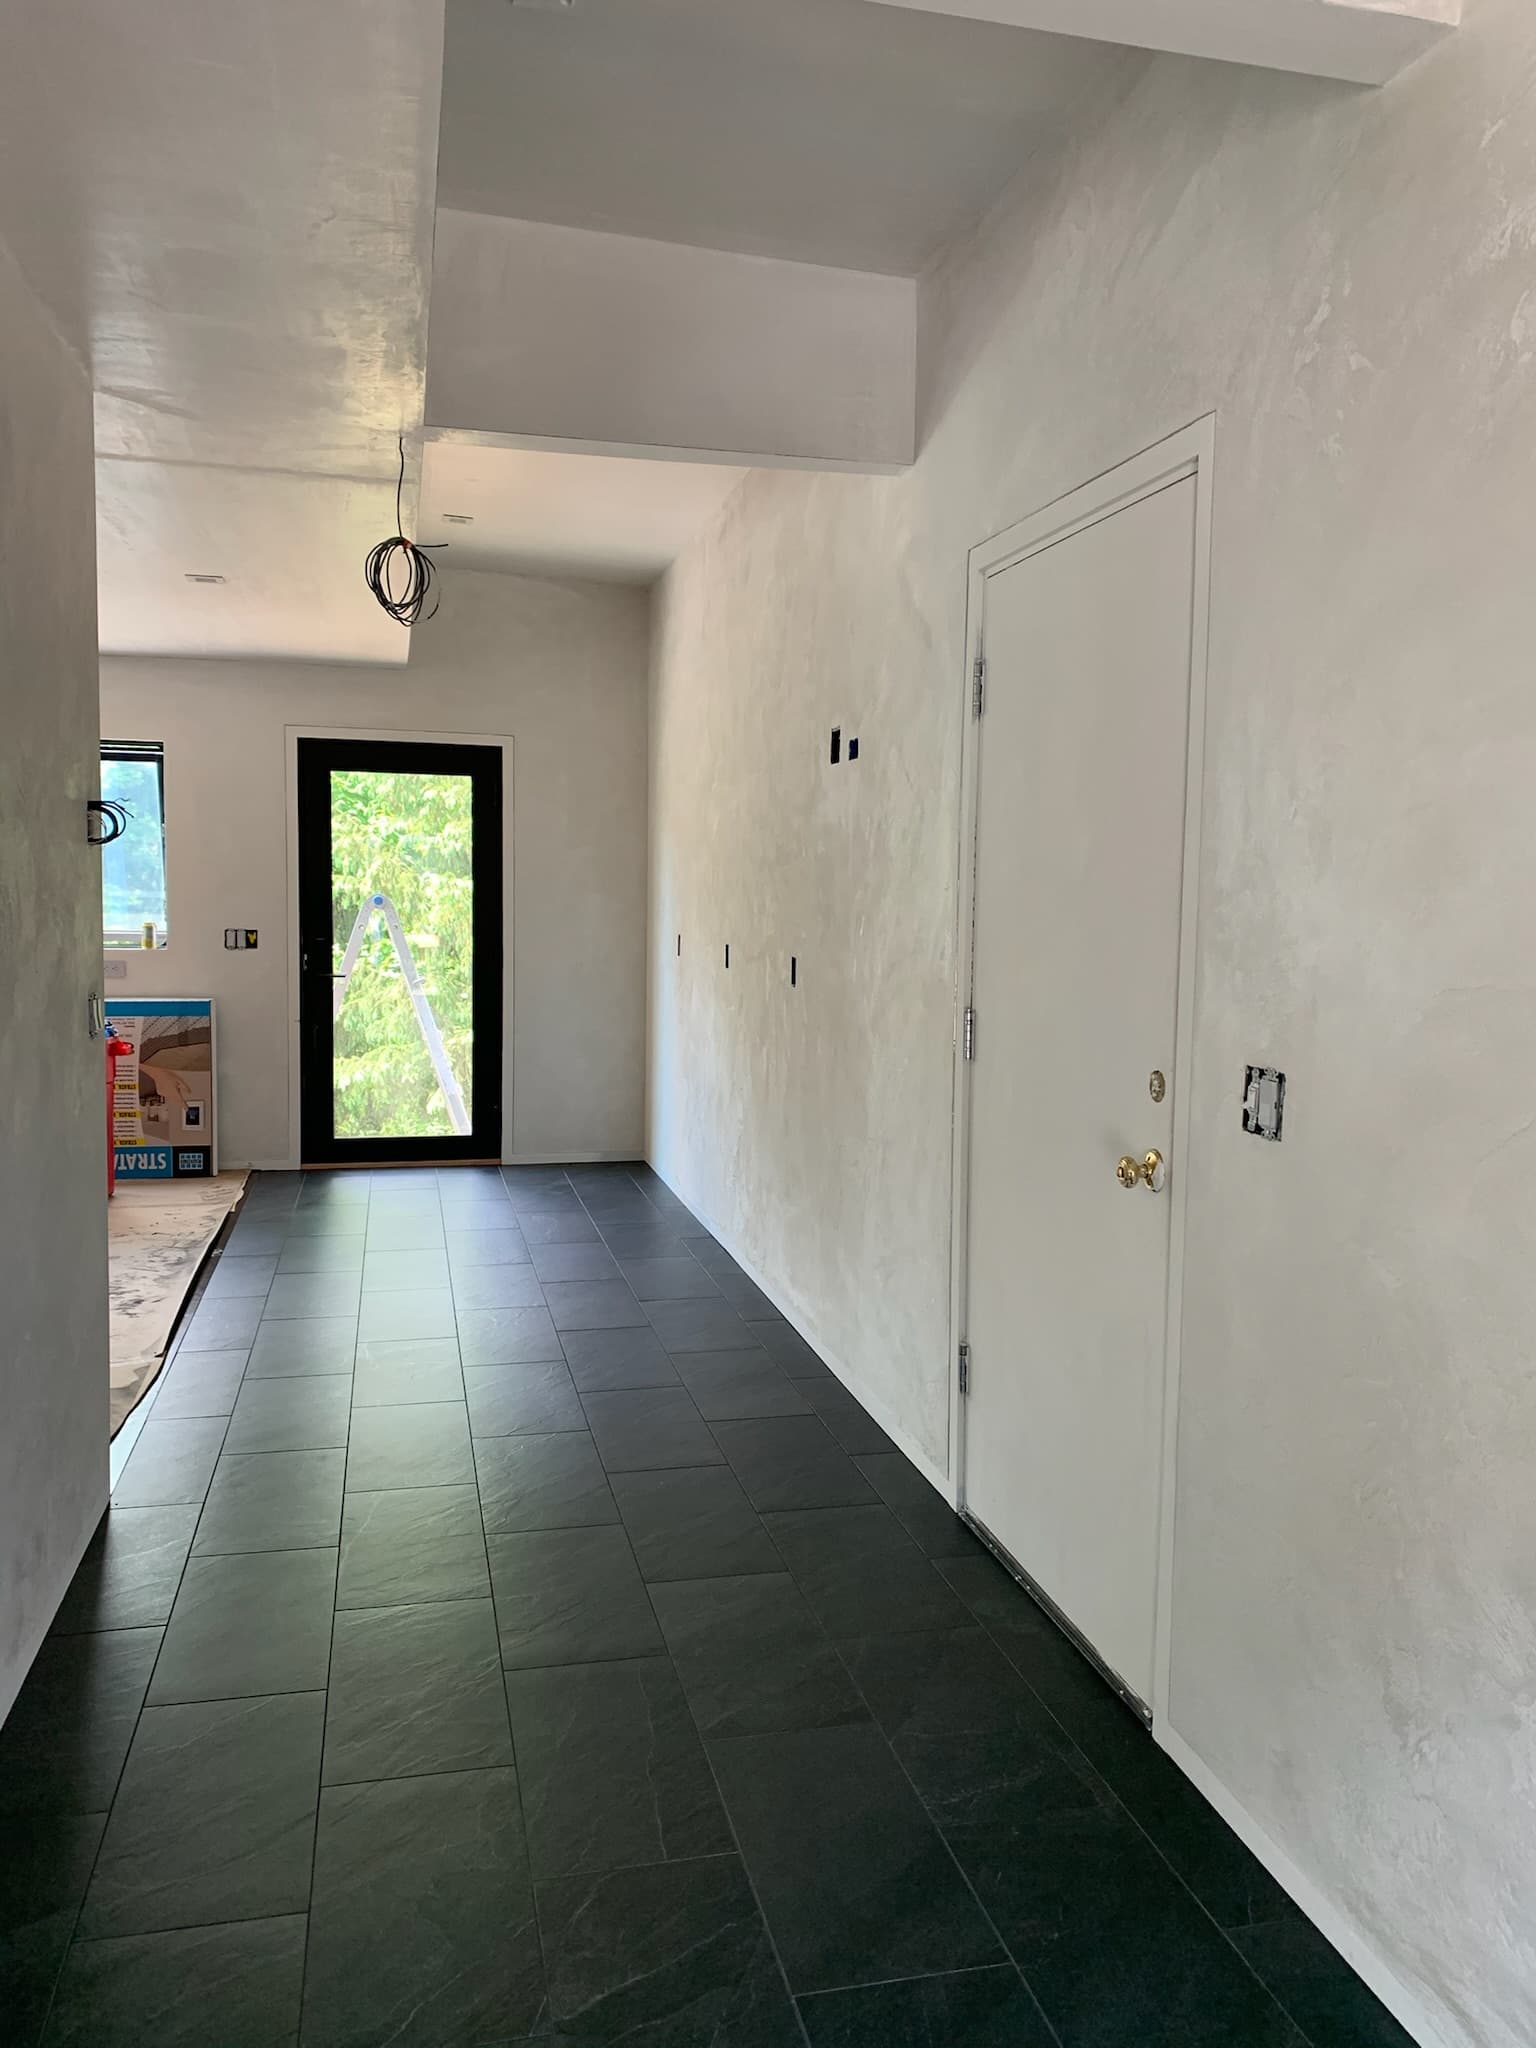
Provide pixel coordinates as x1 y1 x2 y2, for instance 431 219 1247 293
184 572 226 584
442 513 475 525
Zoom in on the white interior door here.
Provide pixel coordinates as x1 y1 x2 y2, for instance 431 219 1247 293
962 470 1199 1714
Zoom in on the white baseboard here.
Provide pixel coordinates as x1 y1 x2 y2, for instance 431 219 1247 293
647 1164 956 1507
1157 1724 1454 2048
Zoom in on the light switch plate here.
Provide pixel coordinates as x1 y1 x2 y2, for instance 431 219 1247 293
103 957 127 980
1243 1065 1285 1141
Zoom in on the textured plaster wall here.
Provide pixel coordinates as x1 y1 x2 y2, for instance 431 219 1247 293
102 568 649 1167
0 237 108 1718
648 5 1536 2041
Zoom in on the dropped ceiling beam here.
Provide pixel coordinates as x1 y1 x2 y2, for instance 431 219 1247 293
863 0 1458 86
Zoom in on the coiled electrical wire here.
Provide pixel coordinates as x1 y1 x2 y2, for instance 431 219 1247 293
364 437 446 627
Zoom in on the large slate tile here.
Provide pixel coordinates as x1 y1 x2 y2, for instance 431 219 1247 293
0 1629 160 1815
457 1303 564 1366
223 1375 350 1454
80 1692 323 1937
147 1348 248 1421
672 1349 811 1421
51 1507 198 1634
506 1658 731 1880
713 1271 785 1320
597 1223 687 1260
245 1317 356 1378
303 1770 541 2048
0 1810 105 2048
543 1279 647 1332
583 1386 723 1472
43 1915 306 2047
949 1804 1305 2047
463 1359 586 1437
619 1255 722 1301
357 1285 456 1343
359 1246 450 1293
350 1337 462 1408
337 1485 489 1608
516 1208 600 1245
324 1599 511 1784
262 1271 361 1320
475 1431 618 1533
938 1550 1292 1928
203 1255 276 1300
488 1525 664 1669
275 1235 365 1275
180 1294 264 1353
855 1452 983 1561
764 1505 970 1638
148 1548 336 1704
285 1204 368 1238
751 1322 832 1377
712 1722 1002 1995
812 1399 898 1458
345 1401 473 1490
713 1416 877 1512
650 1574 865 1739
798 1966 1054 2047
611 1465 783 1584
193 1449 345 1555
1231 1913 1420 2048
444 1225 530 1268
224 1218 289 1258
527 1240 618 1283
644 1298 759 1354
362 1210 445 1253
450 1263 545 1312
111 1417 226 1508
539 1854 800 2044
841 1628 1103 1831
560 1325 678 1392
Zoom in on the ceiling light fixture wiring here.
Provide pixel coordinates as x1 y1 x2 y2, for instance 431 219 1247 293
364 436 446 627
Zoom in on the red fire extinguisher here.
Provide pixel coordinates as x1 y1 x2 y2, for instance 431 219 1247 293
105 1026 133 1197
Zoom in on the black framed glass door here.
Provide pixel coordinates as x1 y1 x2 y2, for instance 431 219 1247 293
297 737 503 1163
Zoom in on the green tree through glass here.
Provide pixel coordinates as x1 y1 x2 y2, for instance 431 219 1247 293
330 770 474 1140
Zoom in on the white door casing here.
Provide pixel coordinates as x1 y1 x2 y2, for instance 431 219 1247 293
950 418 1213 1724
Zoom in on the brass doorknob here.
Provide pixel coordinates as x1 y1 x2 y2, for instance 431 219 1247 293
1116 1150 1167 1192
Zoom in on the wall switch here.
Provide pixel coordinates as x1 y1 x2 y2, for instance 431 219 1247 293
1243 1065 1285 1141
224 928 259 950
103 957 128 980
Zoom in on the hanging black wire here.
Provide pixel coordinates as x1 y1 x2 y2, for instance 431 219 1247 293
87 799 132 846
364 436 447 627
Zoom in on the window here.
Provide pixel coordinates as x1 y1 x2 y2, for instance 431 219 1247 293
101 741 168 947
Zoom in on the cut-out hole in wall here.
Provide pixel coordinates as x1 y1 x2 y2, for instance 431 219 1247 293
676 934 681 957
725 943 730 969
790 956 797 987
830 727 841 765
848 736 859 761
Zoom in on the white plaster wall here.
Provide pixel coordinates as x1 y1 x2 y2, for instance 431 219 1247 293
0 237 108 1719
102 568 649 1168
648 5 1536 2040
428 210 916 469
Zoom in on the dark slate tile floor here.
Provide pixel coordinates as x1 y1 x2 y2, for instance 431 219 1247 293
1 1162 1415 2048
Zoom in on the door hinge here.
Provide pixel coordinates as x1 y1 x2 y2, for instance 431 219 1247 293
958 1342 970 1396
972 652 985 718
962 1005 976 1061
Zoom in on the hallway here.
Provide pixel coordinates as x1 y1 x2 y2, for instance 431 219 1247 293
2 1166 1406 2046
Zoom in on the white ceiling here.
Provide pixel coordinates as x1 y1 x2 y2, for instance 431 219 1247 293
0 0 444 664
420 441 748 584
438 0 1136 276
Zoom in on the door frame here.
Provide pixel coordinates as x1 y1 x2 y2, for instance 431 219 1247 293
948 415 1215 1728
284 725 516 1170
